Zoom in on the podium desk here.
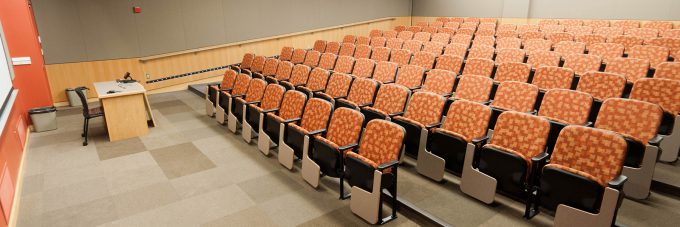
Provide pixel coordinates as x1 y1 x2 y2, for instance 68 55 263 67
93 81 156 142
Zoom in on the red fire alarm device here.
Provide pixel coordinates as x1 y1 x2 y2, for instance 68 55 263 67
133 6 141 14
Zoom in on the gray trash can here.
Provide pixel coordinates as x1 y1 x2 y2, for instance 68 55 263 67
66 87 86 107
29 106 58 132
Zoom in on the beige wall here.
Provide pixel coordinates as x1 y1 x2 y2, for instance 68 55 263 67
32 0 412 64
412 0 680 21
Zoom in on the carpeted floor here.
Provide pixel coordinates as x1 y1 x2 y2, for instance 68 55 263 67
14 90 680 226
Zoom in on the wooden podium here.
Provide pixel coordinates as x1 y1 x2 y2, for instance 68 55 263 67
93 81 156 142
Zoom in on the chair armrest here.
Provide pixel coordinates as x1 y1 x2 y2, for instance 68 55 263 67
282 117 301 124
232 94 246 99
425 122 442 129
531 152 550 164
526 110 537 115
383 80 395 84
583 121 593 127
649 134 664 147
307 129 326 136
245 101 261 105
608 175 627 190
471 136 489 146
378 160 400 171
357 103 373 108
338 143 359 151
481 100 492 105
219 88 233 92
261 108 279 114
388 112 404 117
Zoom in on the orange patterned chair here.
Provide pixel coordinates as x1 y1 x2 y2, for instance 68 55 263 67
548 32 575 45
382 30 398 39
345 119 406 224
462 58 495 77
457 28 476 36
562 54 602 76
494 62 532 83
313 40 327 53
302 50 321 67
395 65 426 90
353 44 372 59
528 125 628 226
444 43 468 57
242 84 286 143
523 39 552 55
662 29 680 39
451 34 473 48
497 24 517 32
629 78 680 162
278 48 293 62
462 111 550 204
407 26 422 33
431 33 451 44
521 31 546 42
338 43 356 57
495 49 526 64
267 60 293 84
258 90 307 155
452 75 494 104
389 49 412 66
369 37 387 47
333 55 355 74
351 58 376 78
539 19 560 27
577 72 626 101
392 92 446 158
296 68 330 96
386 37 404 49
249 55 267 77
423 26 439 34
527 50 561 68
280 64 311 90
422 41 445 56
576 34 606 50
403 40 424 53
467 45 495 60
370 46 391 62
625 28 660 41
435 54 464 73
278 98 333 169
612 20 640 30
419 69 456 96
372 61 399 83
342 35 356 44
325 41 341 55
290 49 307 64
594 27 624 41
398 31 414 40
627 45 670 69
356 36 371 46
587 20 610 29
314 73 353 104
531 66 575 91
565 26 593 36
444 22 461 29
610 35 643 53
537 89 594 153
317 53 338 71
654 62 680 81
594 98 663 200
410 51 436 69
553 41 586 56
604 58 650 83
206 68 238 116
476 29 496 37
646 38 680 58
419 100 491 179
413 32 432 42
215 72 252 123
335 77 379 110
490 81 539 115
560 19 584 27
360 83 411 124
496 30 519 38
227 78 267 133
588 43 624 64
643 21 674 33
472 36 495 48
369 29 383 38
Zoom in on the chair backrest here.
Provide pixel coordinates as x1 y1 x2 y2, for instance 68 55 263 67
441 100 492 142
372 84 411 115
472 36 495 48
476 29 496 37
274 61 293 81
398 31 414 40
343 35 356 43
279 47 294 62
386 38 404 49
496 30 519 38
356 120 406 168
489 111 550 159
531 66 574 91
517 24 540 34
444 43 468 57
527 50 561 68
404 40 424 54
538 89 593 125
577 72 626 101
370 37 387 47
595 98 663 144
654 62 680 81
594 27 624 40
588 43 624 63
390 49 412 65
339 43 356 57
370 46 391 62
548 32 574 44
220 69 238 90
413 32 432 42
352 58 376 78
491 81 539 112
560 19 584 27
403 91 446 126
325 41 341 55
291 49 307 64
539 19 559 27
434 54 464 73
543 25 566 34
325 73 353 98
395 65 426 90
278 90 307 120
451 34 473 47
496 37 522 49
422 69 456 96
289 64 312 86
549 126 627 187
587 20 610 29
306 68 331 91
646 38 680 58
520 31 545 42
523 39 552 55
410 51 436 69
497 24 516 32
324 108 364 147
251 55 267 73
628 45 670 69
407 26 422 33
467 45 495 60
495 48 526 64
354 44 372 59
431 33 451 44
630 78 680 115
643 21 674 32
373 61 399 83
231 73 252 96
625 28 659 41
299 98 333 132
454 75 493 103
562 54 602 75
576 34 606 50
462 58 495 77
369 29 383 38
262 58 279 76
383 30 398 39
317 53 338 70
445 22 461 29
605 58 650 83
553 41 586 56
74 87 91 116
566 26 593 37
457 28 476 36
494 62 532 83
422 41 445 56
356 36 371 46
346 78 379 106
241 53 255 69
334 55 355 74
260 84 286 110
662 29 680 39
243 79 267 103
611 35 643 52
313 40 327 53
303 50 321 67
